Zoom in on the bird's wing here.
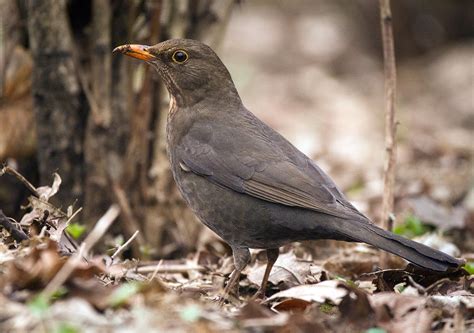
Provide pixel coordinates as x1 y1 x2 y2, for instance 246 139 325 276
177 117 365 220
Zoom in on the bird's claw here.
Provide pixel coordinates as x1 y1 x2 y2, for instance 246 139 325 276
250 289 267 303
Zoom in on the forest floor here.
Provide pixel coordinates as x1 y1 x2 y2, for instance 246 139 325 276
0 144 473 333
1 2 473 332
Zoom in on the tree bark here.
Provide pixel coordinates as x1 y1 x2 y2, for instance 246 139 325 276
138 0 236 256
27 0 86 206
83 0 113 222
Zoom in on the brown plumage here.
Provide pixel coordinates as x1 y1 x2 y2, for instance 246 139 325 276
114 39 463 300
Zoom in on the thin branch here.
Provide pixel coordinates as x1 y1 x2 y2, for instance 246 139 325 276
148 259 163 281
0 210 29 241
65 207 83 226
136 263 205 274
379 0 397 232
379 0 398 268
111 230 140 260
1 165 39 197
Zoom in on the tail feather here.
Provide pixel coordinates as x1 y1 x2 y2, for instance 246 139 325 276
338 219 463 272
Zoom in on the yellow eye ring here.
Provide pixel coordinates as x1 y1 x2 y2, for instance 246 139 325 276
172 50 189 63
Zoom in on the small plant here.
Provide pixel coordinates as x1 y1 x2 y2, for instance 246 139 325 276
66 223 86 239
319 302 335 314
393 215 429 238
27 294 50 317
107 282 142 308
463 262 474 275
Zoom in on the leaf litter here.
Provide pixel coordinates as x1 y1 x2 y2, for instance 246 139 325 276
0 168 473 332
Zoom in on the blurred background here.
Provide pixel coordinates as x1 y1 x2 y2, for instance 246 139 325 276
1 0 473 259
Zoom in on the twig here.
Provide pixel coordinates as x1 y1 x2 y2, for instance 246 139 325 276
111 230 140 260
65 207 83 226
42 205 120 297
379 0 398 266
148 259 163 281
111 180 145 253
0 165 39 197
407 275 426 295
0 210 29 241
136 263 205 274
379 0 397 230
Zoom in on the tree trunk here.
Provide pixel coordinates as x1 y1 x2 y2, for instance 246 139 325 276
26 0 86 206
137 0 236 257
83 0 113 222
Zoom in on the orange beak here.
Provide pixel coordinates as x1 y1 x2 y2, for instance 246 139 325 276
113 44 155 61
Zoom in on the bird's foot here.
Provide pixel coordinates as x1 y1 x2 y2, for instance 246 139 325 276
214 289 240 307
214 281 241 307
250 288 267 303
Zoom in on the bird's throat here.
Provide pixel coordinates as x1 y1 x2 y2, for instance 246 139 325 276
168 95 179 118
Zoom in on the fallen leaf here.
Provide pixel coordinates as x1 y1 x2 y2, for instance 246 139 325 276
36 173 62 201
247 251 317 289
266 280 348 305
369 293 431 333
272 298 312 312
238 300 274 319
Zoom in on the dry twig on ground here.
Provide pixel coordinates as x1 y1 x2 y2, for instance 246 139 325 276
0 209 28 241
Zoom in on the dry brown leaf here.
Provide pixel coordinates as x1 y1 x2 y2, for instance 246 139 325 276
370 292 432 333
338 285 375 327
0 240 105 295
238 300 274 319
0 241 65 291
276 312 329 333
272 298 312 312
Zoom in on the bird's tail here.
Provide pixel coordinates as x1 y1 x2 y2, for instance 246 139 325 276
337 219 463 272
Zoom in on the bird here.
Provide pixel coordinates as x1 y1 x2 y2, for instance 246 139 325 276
113 39 463 300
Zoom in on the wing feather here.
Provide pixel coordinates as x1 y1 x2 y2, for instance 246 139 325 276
177 114 365 220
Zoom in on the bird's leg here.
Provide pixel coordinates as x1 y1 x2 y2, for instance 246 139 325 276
252 248 279 301
219 247 250 305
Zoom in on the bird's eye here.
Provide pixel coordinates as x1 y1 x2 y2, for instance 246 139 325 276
172 50 188 63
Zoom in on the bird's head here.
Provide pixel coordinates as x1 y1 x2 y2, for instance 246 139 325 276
114 39 240 107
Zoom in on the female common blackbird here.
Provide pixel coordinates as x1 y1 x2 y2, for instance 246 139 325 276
114 39 462 299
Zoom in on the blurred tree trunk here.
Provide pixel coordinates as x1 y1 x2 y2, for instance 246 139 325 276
25 0 236 257
84 0 134 221
83 0 113 222
144 0 236 256
26 0 86 206
123 0 236 257
84 0 145 253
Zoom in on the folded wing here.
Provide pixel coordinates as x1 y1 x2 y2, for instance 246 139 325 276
177 118 366 221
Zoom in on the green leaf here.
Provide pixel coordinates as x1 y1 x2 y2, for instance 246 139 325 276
107 282 142 307
66 223 86 239
335 275 356 288
463 262 474 275
51 286 68 300
393 215 429 238
394 282 406 293
365 328 386 333
27 294 50 317
405 216 427 236
140 244 153 259
319 303 335 314
179 304 201 322
54 323 79 333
